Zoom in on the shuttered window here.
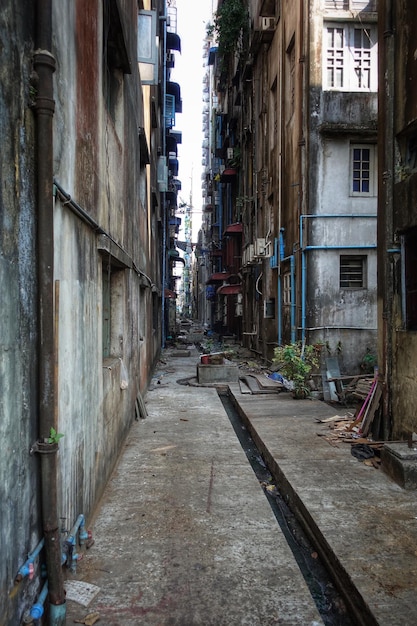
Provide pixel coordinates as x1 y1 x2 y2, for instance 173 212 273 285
340 255 366 289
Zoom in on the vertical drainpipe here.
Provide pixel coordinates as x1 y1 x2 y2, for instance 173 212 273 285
290 254 296 343
33 0 66 622
300 215 306 344
277 235 282 345
380 0 394 439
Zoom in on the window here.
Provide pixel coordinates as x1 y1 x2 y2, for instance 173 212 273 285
287 38 296 112
102 261 125 359
350 144 376 196
137 9 158 85
103 0 131 120
283 272 291 305
324 24 377 91
340 255 366 288
98 234 131 360
324 1 377 11
402 228 417 331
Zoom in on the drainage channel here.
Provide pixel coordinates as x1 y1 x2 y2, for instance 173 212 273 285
218 390 354 626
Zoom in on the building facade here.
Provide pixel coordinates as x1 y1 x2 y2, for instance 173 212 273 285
1 1 182 622
200 0 378 373
378 0 417 439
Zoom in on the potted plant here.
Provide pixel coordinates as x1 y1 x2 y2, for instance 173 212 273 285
272 342 319 399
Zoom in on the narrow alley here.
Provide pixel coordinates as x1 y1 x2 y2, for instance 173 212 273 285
64 346 417 626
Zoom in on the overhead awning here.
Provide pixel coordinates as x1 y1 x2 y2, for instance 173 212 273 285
166 82 182 113
167 32 181 52
166 191 177 207
220 168 237 181
224 222 243 235
206 271 230 284
168 157 179 176
166 134 178 155
138 127 150 165
208 46 218 66
217 284 242 295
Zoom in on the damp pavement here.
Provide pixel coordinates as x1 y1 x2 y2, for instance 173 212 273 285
65 346 417 626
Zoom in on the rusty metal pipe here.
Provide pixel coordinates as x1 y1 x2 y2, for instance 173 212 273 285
34 0 66 620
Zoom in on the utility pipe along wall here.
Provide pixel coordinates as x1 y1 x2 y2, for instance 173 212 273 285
34 0 66 619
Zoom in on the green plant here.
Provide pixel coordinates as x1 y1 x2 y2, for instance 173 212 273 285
211 0 249 68
47 427 64 444
360 348 377 374
272 342 319 399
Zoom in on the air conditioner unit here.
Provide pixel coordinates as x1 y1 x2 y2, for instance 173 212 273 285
254 238 272 258
259 17 275 31
235 303 243 317
227 147 234 160
243 244 255 266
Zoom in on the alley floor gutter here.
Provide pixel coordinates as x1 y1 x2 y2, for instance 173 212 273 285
64 347 417 626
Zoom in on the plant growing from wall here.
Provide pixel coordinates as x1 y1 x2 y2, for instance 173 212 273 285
208 0 249 69
272 342 320 399
47 427 64 445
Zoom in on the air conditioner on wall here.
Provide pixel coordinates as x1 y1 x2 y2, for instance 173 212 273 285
260 17 275 31
243 244 255 266
254 238 272 258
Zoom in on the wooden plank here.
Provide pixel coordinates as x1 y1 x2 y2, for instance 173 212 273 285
361 383 382 436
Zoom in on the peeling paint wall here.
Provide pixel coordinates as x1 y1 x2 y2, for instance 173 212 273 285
379 0 417 435
0 3 41 623
306 0 378 372
1 0 162 622
52 0 159 526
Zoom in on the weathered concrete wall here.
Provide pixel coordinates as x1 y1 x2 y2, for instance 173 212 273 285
0 3 41 623
1 0 162 622
307 2 378 373
383 1 417 435
52 0 157 527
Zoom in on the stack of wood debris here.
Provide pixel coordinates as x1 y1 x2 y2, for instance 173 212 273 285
316 414 384 467
316 378 385 468
239 373 284 394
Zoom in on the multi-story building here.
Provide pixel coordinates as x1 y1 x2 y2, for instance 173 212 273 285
201 0 378 372
1 1 181 622
378 0 417 440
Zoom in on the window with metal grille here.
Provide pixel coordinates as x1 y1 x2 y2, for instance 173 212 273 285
340 255 366 288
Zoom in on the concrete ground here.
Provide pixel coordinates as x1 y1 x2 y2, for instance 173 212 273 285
64 346 417 626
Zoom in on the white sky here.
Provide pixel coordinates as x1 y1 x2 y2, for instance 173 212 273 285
171 0 215 240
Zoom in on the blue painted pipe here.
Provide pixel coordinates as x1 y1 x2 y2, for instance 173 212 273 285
299 213 379 342
279 228 285 261
49 602 67 625
30 580 48 620
290 255 296 343
67 514 85 546
15 538 45 582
